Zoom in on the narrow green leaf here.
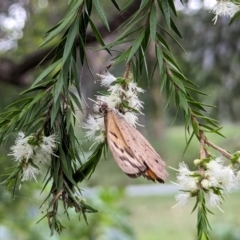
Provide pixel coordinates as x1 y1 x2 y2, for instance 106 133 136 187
150 3 157 41
31 59 61 87
157 0 170 27
121 0 134 11
51 96 60 126
113 48 131 65
62 16 80 66
39 13 75 48
156 33 171 51
140 47 149 82
163 51 181 72
156 46 163 74
185 86 208 95
178 91 188 113
168 0 177 16
160 73 167 92
4 98 32 110
160 25 184 51
127 30 145 62
71 57 81 98
229 10 240 25
93 0 110 31
171 76 186 93
111 0 121 10
54 73 64 103
88 17 111 55
170 18 182 38
69 91 83 112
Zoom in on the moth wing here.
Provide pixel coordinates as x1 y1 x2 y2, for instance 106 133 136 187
112 111 168 182
106 111 147 177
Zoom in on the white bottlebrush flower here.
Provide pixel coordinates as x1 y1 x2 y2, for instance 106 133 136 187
9 132 34 162
40 134 57 154
108 84 123 96
96 95 121 109
218 166 237 193
204 172 220 188
237 171 240 183
206 157 224 178
123 112 139 127
34 149 52 165
211 0 239 24
175 162 198 192
206 190 222 208
21 164 40 182
174 192 191 207
127 82 145 94
127 94 144 111
206 158 237 193
82 114 105 139
97 72 117 86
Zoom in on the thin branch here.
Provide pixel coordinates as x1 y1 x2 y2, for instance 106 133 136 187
204 138 232 159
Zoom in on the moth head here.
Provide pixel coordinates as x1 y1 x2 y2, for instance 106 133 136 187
99 102 109 115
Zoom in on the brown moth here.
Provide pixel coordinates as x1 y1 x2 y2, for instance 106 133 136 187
101 103 168 183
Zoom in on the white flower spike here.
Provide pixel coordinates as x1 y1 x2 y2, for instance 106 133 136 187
97 72 117 86
21 164 40 182
211 0 239 24
8 132 34 162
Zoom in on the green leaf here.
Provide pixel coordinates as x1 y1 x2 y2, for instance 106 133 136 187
40 13 75 48
160 25 184 51
111 0 121 10
127 30 145 62
170 18 182 38
150 3 157 41
192 119 200 137
163 51 181 72
31 59 62 87
93 0 110 31
113 48 131 65
178 91 188 113
62 16 80 66
121 0 134 11
156 33 171 51
88 17 111 55
69 91 83 113
229 10 240 25
71 57 81 97
157 0 170 27
168 0 177 16
185 86 208 96
156 47 163 74
54 73 64 103
171 76 186 93
51 96 60 126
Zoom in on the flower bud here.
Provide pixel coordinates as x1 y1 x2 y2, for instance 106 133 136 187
194 159 202 166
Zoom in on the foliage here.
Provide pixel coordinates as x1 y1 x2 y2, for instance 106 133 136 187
0 0 240 239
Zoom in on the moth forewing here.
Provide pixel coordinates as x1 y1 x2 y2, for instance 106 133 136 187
104 106 168 183
106 110 146 176
123 119 168 181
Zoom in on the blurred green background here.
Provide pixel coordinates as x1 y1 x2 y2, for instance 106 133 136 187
0 0 240 239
